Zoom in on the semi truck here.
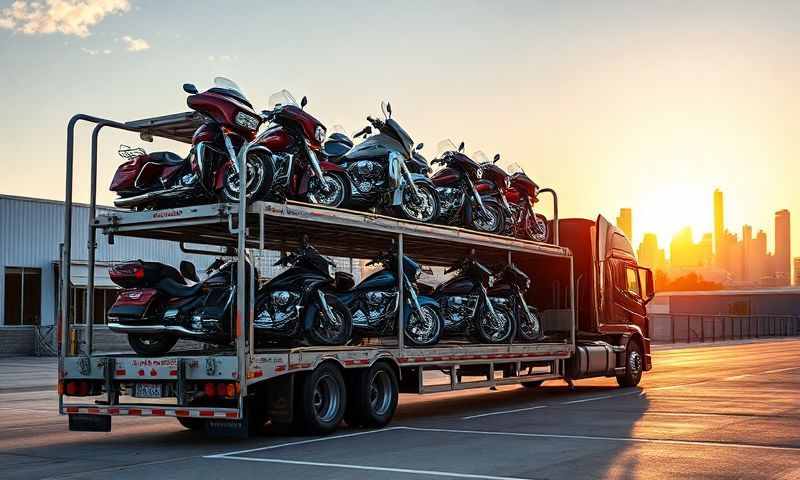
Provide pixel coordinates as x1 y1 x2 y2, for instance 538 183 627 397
59 113 654 436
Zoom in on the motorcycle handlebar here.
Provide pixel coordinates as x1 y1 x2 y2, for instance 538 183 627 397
366 116 384 129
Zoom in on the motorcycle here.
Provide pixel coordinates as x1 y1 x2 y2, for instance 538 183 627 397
473 152 548 242
423 252 515 344
336 250 444 346
326 102 441 223
429 141 506 234
107 255 257 356
110 77 271 209
254 90 351 208
253 238 353 346
488 262 543 342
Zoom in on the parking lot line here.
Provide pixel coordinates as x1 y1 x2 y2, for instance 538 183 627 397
462 405 548 420
402 426 800 452
212 455 534 480
762 366 800 374
559 390 644 405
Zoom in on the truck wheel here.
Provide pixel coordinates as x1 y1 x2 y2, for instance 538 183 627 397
617 340 643 387
345 361 398 428
176 417 205 431
297 363 347 434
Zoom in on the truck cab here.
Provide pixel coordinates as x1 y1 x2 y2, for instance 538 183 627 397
558 215 655 382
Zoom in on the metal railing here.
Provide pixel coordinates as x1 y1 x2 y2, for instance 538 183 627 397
650 313 800 344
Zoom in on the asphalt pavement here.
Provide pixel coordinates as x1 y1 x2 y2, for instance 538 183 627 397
1 338 799 480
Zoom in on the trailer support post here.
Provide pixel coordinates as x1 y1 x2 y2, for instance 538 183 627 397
235 143 250 412
397 233 404 351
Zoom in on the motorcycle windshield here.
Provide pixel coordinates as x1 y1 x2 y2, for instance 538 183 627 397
212 76 251 105
330 124 349 137
268 89 299 108
385 118 414 155
504 162 526 176
472 150 491 165
436 139 458 159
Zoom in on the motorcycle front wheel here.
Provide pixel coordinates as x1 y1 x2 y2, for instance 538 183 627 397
472 201 505 235
524 213 549 243
396 182 440 223
516 305 543 342
307 172 351 208
474 305 516 344
220 150 272 203
405 304 444 346
304 294 353 346
127 333 178 356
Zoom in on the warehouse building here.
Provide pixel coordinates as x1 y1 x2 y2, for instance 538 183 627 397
0 194 360 354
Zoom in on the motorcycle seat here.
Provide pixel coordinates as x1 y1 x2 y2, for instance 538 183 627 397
417 282 436 296
148 151 184 166
334 271 355 291
157 277 203 298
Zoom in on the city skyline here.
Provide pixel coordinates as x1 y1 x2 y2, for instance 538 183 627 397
623 188 792 287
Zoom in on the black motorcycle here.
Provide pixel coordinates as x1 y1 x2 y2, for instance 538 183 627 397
254 239 353 346
336 251 444 346
107 256 256 356
488 263 543 342
326 102 441 223
425 253 515 344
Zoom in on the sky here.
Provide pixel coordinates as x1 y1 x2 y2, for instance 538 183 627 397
0 0 798 260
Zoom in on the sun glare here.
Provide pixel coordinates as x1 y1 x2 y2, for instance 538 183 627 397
634 183 712 249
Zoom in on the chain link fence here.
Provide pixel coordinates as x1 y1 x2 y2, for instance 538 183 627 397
650 313 800 344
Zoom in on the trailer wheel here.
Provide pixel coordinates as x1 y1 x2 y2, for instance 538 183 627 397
617 340 643 387
520 380 543 389
176 417 205 430
345 361 398 428
297 363 347 434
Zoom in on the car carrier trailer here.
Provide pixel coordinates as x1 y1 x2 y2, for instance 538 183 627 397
58 112 651 436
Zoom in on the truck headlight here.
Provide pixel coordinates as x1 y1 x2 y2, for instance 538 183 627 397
315 125 326 144
235 111 259 130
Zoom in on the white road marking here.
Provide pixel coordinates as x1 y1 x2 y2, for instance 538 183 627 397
212 455 534 480
723 374 751 381
204 426 402 458
462 405 548 420
763 366 800 374
649 380 711 391
403 426 800 452
559 390 644 404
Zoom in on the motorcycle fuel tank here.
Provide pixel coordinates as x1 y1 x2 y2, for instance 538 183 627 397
343 133 406 162
255 126 293 152
436 276 477 295
356 269 397 291
431 167 461 187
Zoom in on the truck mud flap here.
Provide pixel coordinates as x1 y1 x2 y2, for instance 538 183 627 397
69 413 111 432
266 374 294 424
205 417 249 438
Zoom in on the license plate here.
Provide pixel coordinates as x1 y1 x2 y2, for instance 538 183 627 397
134 383 162 398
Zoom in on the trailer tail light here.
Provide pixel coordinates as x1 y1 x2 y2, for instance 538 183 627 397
62 380 101 397
200 382 240 399
204 383 216 397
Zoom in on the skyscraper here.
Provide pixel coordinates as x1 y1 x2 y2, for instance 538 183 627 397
775 210 791 286
616 208 632 240
637 233 666 271
794 257 800 286
741 225 752 281
713 189 725 268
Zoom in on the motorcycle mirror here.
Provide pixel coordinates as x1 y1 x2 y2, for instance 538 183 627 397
139 132 154 143
493 153 500 163
416 143 424 151
182 83 198 94
386 102 392 118
458 142 465 152
300 96 308 109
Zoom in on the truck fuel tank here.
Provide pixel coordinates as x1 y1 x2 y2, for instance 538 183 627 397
566 342 619 379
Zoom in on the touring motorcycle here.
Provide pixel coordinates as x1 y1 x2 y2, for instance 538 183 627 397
253 238 353 346
473 152 548 242
110 77 271 209
107 255 257 356
336 250 444 346
324 102 441 223
428 141 506 234
422 252 515 344
488 262 543 341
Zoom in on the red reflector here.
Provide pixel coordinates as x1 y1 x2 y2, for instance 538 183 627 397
134 267 144 280
151 409 166 416
138 369 145 376
66 381 77 395
128 408 142 416
225 412 238 418
115 369 126 376
175 409 190 417
199 410 214 417
204 383 216 397
65 407 79 413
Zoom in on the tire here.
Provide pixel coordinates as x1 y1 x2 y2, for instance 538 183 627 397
520 380 544 389
176 417 205 430
516 305 543 342
474 305 515 344
220 150 272 203
304 294 353 346
396 182 440 223
472 200 505 235
404 304 444 346
525 213 549 243
296 363 347 434
127 333 178 356
307 172 351 208
617 340 644 387
345 361 399 428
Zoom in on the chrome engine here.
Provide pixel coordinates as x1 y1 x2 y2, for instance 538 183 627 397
352 290 398 327
441 295 478 330
348 160 385 194
435 187 464 219
254 290 300 330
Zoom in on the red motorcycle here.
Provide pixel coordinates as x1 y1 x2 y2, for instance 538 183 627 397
474 153 548 242
110 77 271 209
253 90 350 207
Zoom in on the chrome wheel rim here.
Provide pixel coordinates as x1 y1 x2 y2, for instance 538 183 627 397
482 309 512 342
519 308 541 339
401 185 436 222
225 154 264 197
314 305 345 344
629 350 643 378
310 174 345 207
406 306 440 345
312 374 341 423
526 215 547 242
473 204 500 232
369 370 393 416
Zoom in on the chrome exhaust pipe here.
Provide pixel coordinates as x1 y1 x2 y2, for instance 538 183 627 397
108 322 208 337
113 186 195 208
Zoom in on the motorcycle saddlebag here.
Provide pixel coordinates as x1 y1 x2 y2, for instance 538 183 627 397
108 288 159 319
109 156 147 192
109 261 184 288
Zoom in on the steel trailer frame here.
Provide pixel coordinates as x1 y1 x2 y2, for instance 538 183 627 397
59 112 576 429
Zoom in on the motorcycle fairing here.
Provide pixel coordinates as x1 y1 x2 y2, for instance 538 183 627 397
342 133 406 162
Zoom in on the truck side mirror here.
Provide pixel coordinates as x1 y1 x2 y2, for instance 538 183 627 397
642 268 655 304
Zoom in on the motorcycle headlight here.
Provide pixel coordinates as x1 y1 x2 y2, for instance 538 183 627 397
315 125 326 144
487 275 495 288
235 111 259 130
476 167 483 178
505 177 512 189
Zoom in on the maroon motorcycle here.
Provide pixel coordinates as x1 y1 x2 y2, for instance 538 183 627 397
473 152 548 242
254 90 350 208
110 77 271 210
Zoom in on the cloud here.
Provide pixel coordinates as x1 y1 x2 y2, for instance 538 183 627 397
81 46 111 55
121 34 148 51
0 0 130 37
